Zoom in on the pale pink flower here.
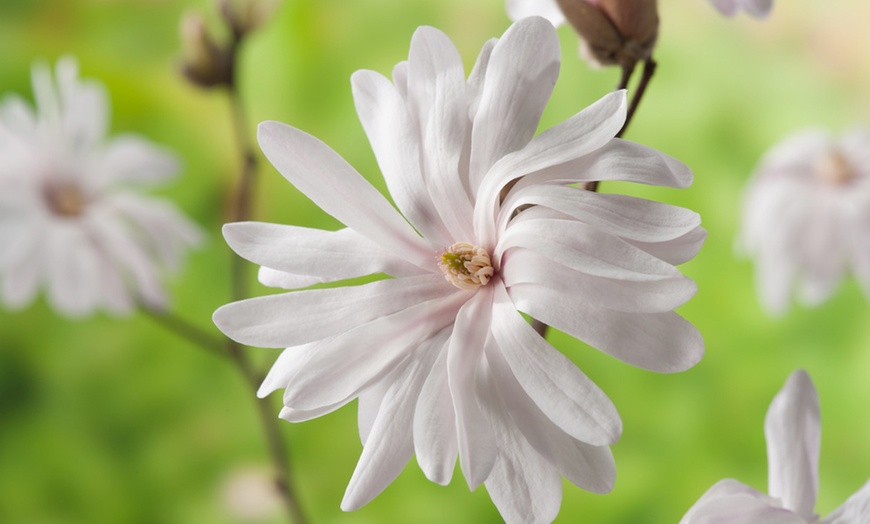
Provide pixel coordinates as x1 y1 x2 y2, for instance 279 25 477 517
214 18 704 522
737 127 870 316
681 370 870 524
0 58 202 316
710 0 773 18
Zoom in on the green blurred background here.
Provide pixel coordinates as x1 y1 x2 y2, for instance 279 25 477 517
1 0 869 522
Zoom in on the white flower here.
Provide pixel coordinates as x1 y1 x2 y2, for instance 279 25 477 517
709 0 773 18
737 127 870 316
0 57 202 317
214 17 704 523
681 370 870 524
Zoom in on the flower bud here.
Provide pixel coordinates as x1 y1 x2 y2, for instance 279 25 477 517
179 11 233 88
219 0 279 37
556 0 658 67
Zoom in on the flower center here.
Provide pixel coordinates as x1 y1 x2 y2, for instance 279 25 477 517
816 150 855 186
438 242 494 290
43 182 87 217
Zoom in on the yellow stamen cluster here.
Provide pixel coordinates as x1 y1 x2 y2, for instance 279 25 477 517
816 150 855 186
438 242 494 290
43 182 86 217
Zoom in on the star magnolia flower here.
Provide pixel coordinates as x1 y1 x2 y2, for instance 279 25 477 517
737 127 870 316
214 17 705 523
709 0 773 18
0 58 202 316
681 370 870 524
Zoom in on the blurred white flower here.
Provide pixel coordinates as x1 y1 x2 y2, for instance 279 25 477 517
0 57 202 317
737 127 870 316
219 466 283 522
709 0 773 18
214 17 704 523
681 370 870 524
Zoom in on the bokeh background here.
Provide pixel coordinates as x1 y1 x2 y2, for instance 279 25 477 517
2 0 870 522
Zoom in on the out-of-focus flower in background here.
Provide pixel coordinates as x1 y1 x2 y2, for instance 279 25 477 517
0 57 202 317
680 370 870 523
214 17 704 523
736 127 870 316
506 0 658 68
709 0 773 19
218 465 284 522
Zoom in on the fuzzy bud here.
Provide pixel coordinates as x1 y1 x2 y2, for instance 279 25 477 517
219 0 279 37
556 0 659 67
179 12 233 88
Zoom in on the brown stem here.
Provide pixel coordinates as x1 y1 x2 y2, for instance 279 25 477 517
142 307 228 357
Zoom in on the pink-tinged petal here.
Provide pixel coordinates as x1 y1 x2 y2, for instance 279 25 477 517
55 57 108 155
283 292 467 411
466 38 497 121
98 136 179 187
681 479 804 524
1 231 42 309
448 286 498 489
407 26 476 241
257 344 318 398
480 363 562 524
279 399 354 423
765 370 820 520
257 121 432 268
341 337 442 511
214 274 451 348
820 478 870 524
223 222 426 283
499 184 700 243
744 0 774 18
796 203 845 308
413 333 457 485
468 17 560 193
486 337 615 493
497 217 685 282
501 248 697 313
510 283 704 373
710 0 739 16
506 0 566 26
358 379 389 445
627 226 707 266
351 69 451 245
490 283 621 445
45 223 101 316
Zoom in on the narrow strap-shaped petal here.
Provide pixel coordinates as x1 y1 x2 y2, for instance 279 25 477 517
510 283 704 373
497 217 684 282
97 135 179 188
765 369 820 520
498 184 700 243
413 330 457 485
501 248 697 313
485 337 615 493
468 17 560 194
680 479 804 524
351 69 450 245
820 478 870 524
213 274 451 348
506 0 566 26
257 121 432 268
358 380 389 445
341 335 443 511
258 343 319 398
282 291 467 411
45 223 101 316
223 222 426 283
490 283 621 445
256 267 321 290
627 226 707 266
407 26 475 241
447 286 497 489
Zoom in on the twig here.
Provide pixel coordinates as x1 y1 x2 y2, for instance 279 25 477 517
142 307 228 357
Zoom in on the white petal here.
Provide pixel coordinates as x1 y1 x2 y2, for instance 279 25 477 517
447 286 498 489
44 223 100 316
282 292 466 411
506 0 566 26
681 479 804 524
1 235 42 310
257 121 432 268
510 283 704 373
490 283 621 445
98 135 179 187
468 17 560 193
223 222 426 283
341 336 442 511
358 377 389 445
413 334 457 485
627 226 707 266
499 184 701 243
213 274 451 348
820 478 870 524
55 57 108 155
257 342 319 398
744 0 773 18
485 334 615 493
407 26 475 241
765 369 820 520
351 69 451 245
256 267 321 290
501 248 697 313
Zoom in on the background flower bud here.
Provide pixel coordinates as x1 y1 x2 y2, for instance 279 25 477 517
219 0 280 37
556 0 658 67
179 11 233 88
